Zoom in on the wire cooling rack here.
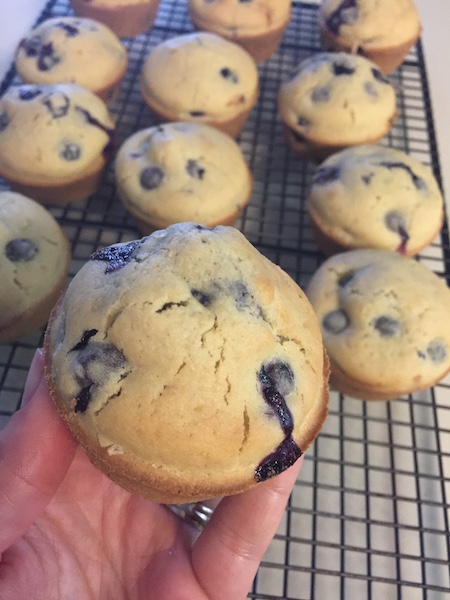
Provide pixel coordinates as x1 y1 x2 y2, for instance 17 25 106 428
1 1 449 598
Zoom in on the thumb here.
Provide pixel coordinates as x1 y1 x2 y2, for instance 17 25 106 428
0 350 77 553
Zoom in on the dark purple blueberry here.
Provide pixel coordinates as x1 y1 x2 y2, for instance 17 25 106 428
372 315 401 338
332 60 355 76
191 288 213 307
371 68 390 85
323 309 349 334
37 42 61 71
220 67 239 83
231 280 262 317
72 342 128 413
186 159 205 180
259 363 294 435
59 141 81 161
70 329 99 352
385 210 410 253
18 87 42 101
264 361 295 397
255 436 302 482
297 116 310 128
338 270 355 287
379 161 427 192
91 239 141 274
0 112 10 133
139 166 165 190
43 92 70 118
426 340 447 363
311 86 330 103
312 165 340 185
5 238 38 262
75 106 115 151
19 35 42 57
325 0 358 35
56 21 79 36
190 111 206 117
361 171 375 185
364 81 378 98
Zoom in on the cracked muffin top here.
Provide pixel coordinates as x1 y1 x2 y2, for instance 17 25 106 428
278 52 396 146
45 222 329 503
0 190 70 342
307 145 444 256
0 83 114 186
15 16 127 97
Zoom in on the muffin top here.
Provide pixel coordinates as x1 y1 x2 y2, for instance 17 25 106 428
278 52 397 146
140 32 259 122
308 145 444 255
0 190 69 326
319 0 421 49
46 223 328 500
115 122 253 227
0 83 114 185
307 249 450 394
15 17 128 92
189 0 292 36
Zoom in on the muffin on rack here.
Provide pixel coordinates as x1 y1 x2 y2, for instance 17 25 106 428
0 82 115 204
69 0 161 38
307 145 444 256
318 0 422 74
307 249 450 401
44 222 329 503
14 16 128 104
115 122 253 233
0 190 70 344
140 32 259 138
188 0 292 62
277 52 397 160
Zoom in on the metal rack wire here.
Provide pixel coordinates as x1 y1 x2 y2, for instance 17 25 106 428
1 1 449 598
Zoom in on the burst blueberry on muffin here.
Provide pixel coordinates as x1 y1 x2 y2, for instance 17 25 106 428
318 0 421 74
277 52 397 160
15 16 128 104
69 0 161 38
44 223 329 503
140 32 259 138
188 0 292 62
0 83 115 204
115 122 253 232
0 190 70 344
307 249 450 400
307 145 444 256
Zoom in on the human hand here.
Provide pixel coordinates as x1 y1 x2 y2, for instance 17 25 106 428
0 349 302 600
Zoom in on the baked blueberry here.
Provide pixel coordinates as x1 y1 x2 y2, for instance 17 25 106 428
190 111 206 117
364 81 378 98
42 91 70 118
18 87 42 101
191 288 213 307
220 67 239 84
230 280 262 316
323 309 349 334
59 141 81 161
311 86 330 103
426 339 447 363
37 42 61 72
70 329 99 352
0 112 10 132
255 437 302 482
380 160 427 191
371 68 390 85
91 240 141 274
264 361 295 397
385 210 409 253
332 60 355 76
56 21 79 36
19 35 41 57
5 238 39 262
259 362 294 435
361 171 375 185
338 270 355 288
186 159 205 180
140 166 165 190
312 165 340 185
325 0 358 35
372 315 401 338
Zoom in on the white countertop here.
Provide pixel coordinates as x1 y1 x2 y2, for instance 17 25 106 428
0 0 449 202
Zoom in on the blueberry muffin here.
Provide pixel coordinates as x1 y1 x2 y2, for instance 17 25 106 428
307 249 450 401
140 32 259 138
0 191 70 344
277 52 397 160
44 223 329 503
318 0 421 74
307 145 444 256
15 17 128 104
188 0 292 62
115 122 253 233
69 0 161 38
0 83 115 204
